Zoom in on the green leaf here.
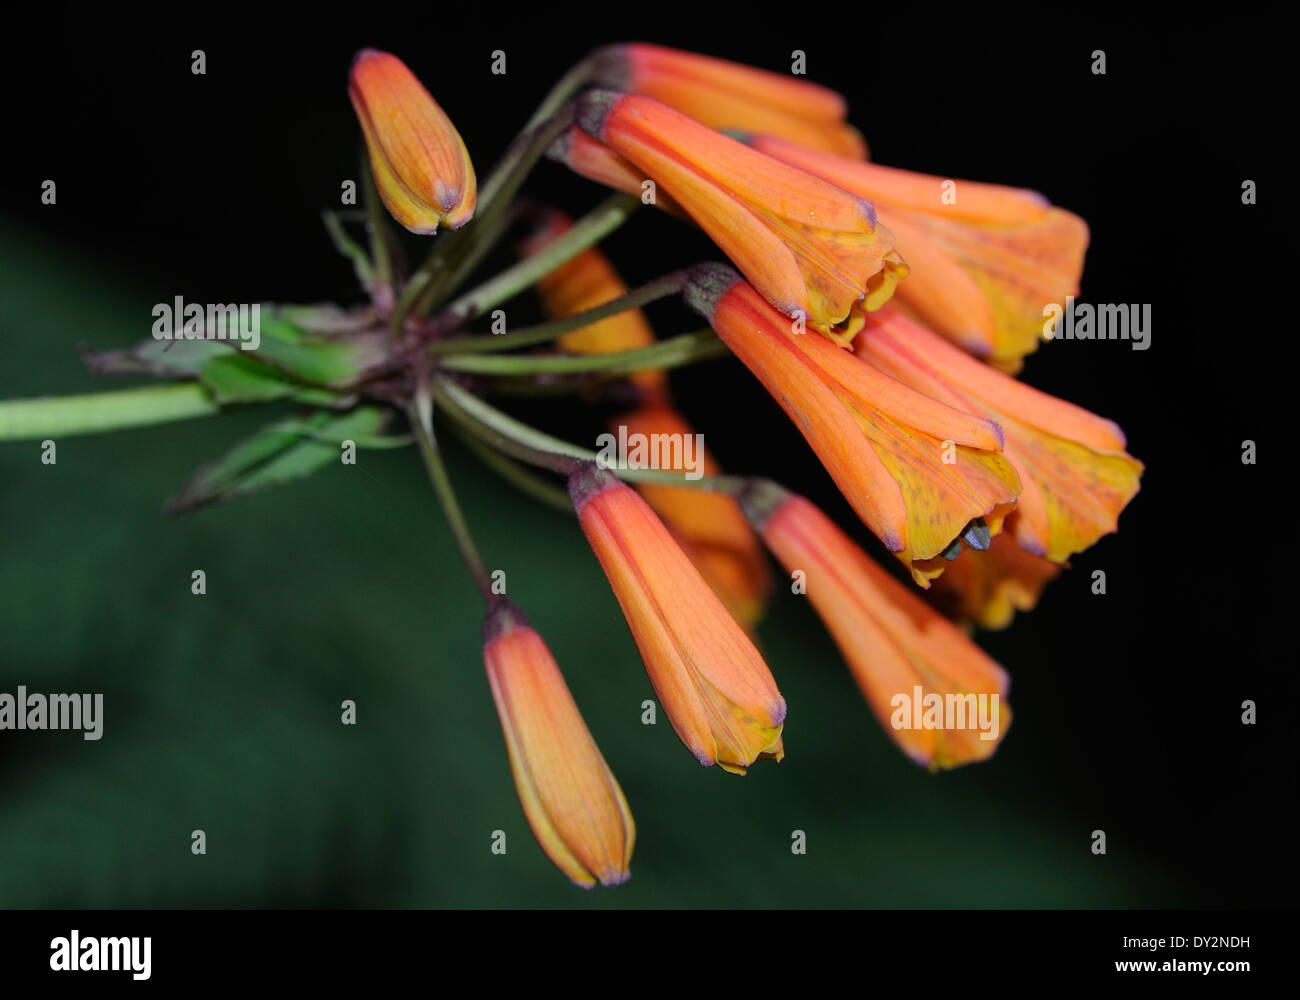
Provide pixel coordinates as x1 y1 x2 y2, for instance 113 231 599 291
267 419 413 449
83 336 236 377
165 406 389 514
278 302 380 334
251 314 384 388
200 355 301 403
199 354 345 405
83 311 387 391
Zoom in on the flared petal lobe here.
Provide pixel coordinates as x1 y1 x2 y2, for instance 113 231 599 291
747 134 1088 370
744 488 1011 769
569 464 785 773
576 90 901 340
930 533 1062 630
853 308 1142 563
685 265 1020 587
483 601 634 888
592 43 866 157
349 49 476 234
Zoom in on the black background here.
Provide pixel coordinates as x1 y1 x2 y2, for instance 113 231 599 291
1 6 1292 910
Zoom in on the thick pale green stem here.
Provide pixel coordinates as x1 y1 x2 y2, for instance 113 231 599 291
0 383 220 440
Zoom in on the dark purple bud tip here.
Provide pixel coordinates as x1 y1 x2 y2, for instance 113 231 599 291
566 462 621 511
482 599 532 645
574 88 622 141
545 128 573 163
735 478 793 531
588 45 633 91
682 263 742 322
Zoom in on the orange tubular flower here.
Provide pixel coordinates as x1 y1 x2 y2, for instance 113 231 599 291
548 127 690 219
575 90 904 344
589 43 866 158
853 308 1142 564
685 265 1020 587
613 403 773 628
743 487 1011 769
520 214 773 624
521 210 668 400
745 134 1088 370
348 49 476 234
569 465 786 773
930 533 1063 630
483 600 634 888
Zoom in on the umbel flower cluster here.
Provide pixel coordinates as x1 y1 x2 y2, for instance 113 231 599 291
0 44 1142 888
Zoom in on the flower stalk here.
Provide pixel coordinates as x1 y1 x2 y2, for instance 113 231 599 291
431 377 748 494
429 269 689 356
433 192 639 328
437 328 724 377
407 398 494 601
391 106 581 336
0 383 219 440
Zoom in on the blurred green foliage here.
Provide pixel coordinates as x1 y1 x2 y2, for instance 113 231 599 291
0 219 1190 908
